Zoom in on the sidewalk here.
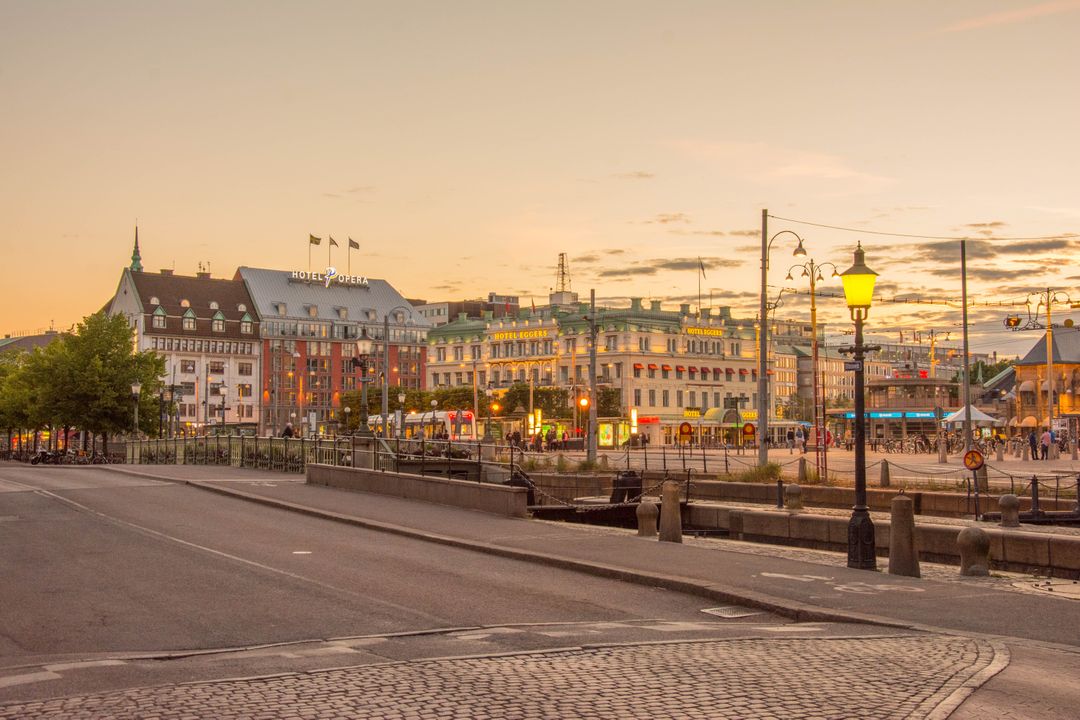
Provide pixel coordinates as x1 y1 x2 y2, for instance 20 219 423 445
107 465 1080 648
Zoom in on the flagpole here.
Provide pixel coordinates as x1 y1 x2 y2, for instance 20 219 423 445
328 237 331 268
308 240 311 274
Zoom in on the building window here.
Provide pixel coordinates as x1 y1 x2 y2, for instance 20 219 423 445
648 389 656 406
676 390 684 407
662 390 669 407
633 366 641 379
212 312 225 333
238 362 252 376
152 310 166 329
436 347 446 362
634 389 642 406
182 310 196 331
180 360 196 374
209 361 225 374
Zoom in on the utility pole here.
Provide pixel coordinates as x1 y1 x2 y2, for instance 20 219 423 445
382 315 390 438
758 209 770 466
960 240 973 453
587 289 598 464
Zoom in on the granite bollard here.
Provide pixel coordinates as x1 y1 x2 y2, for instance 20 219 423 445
659 481 682 543
636 500 658 537
784 483 803 511
879 459 890 488
957 527 991 576
999 494 1020 528
888 494 920 577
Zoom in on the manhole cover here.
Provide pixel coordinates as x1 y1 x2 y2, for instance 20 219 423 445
1013 579 1080 599
701 606 763 619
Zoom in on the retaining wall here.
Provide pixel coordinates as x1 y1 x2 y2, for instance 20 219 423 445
686 504 1080 579
307 464 528 518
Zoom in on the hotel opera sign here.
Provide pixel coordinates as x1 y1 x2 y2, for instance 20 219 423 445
291 268 369 288
489 329 552 341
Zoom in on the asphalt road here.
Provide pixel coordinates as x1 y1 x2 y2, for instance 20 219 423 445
0 463 816 702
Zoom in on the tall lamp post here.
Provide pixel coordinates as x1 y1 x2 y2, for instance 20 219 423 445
219 385 228 434
382 306 416 439
759 210 807 466
786 258 839 480
354 331 375 437
343 406 352 435
131 381 142 436
839 243 879 570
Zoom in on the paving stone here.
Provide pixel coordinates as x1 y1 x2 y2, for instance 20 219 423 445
0 635 1001 719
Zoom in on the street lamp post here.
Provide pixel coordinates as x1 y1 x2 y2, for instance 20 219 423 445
759 210 807 466
219 386 227 434
131 381 142 436
840 242 880 570
786 259 839 480
354 331 375 437
428 399 438 439
382 306 416 439
158 389 165 438
343 406 352 435
397 392 406 439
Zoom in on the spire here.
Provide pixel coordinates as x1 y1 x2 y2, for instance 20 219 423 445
130 225 143 272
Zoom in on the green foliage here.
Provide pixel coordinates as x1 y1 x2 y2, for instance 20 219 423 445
499 382 570 418
0 312 165 437
732 462 782 483
597 386 622 417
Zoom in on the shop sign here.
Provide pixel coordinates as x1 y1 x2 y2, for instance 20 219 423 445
489 329 551 341
741 410 758 421
679 422 694 439
905 411 936 419
742 422 756 436
685 327 724 337
683 408 701 419
291 268 369 288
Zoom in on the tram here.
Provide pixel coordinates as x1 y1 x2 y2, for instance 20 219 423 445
367 410 477 441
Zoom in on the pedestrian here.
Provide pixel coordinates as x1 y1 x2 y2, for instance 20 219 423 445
1040 427 1051 460
281 423 294 438
1028 429 1039 460
786 429 794 451
795 427 805 454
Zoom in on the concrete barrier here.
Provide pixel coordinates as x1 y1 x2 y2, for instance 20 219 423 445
307 464 528 518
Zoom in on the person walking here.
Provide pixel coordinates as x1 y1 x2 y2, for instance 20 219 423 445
795 427 805 454
1028 429 1039 460
281 423 294 438
1040 427 1052 460
786 429 795 453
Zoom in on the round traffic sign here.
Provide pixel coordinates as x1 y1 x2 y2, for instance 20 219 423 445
742 422 756 436
679 422 693 436
963 449 985 471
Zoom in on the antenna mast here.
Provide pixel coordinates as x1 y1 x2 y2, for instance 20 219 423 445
555 252 572 293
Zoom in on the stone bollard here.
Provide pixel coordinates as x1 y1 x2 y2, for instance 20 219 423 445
636 500 659 537
999 494 1020 528
880 459 891 488
797 457 808 484
975 465 989 493
784 483 803 511
599 454 609 468
1014 443 1022 459
1051 444 1061 460
937 440 948 464
996 444 1004 462
1022 444 1030 461
658 481 682 543
1072 439 1078 461
888 495 920 578
957 527 991 576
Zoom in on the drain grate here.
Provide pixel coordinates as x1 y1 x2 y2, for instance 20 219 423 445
700 606 763 619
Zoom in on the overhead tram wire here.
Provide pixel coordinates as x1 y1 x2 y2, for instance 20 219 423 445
767 285 1037 308
766 214 1079 242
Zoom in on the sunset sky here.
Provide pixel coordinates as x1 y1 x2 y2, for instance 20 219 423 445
3 1 1080 358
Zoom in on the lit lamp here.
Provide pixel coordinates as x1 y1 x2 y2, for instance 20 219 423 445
131 381 143 436
578 396 590 442
343 405 352 435
839 242 879 570
354 331 375 437
219 385 228 433
398 392 406 439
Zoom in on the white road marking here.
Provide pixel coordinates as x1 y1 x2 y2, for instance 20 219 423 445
292 551 312 555
42 660 127 672
0 671 61 688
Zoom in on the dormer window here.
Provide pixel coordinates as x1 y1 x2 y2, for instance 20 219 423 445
180 299 190 308
240 312 253 335
149 296 160 306
212 311 225 333
182 308 196 331
209 301 219 310
237 303 247 313
275 303 286 316
152 306 167 329
336 307 348 320
307 305 318 318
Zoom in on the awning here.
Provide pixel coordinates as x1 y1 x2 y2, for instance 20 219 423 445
699 366 710 373
766 369 775 376
1007 417 1018 426
726 367 735 373
661 364 672 371
1018 380 1035 392
688 367 698 373
1020 415 1039 427
739 369 749 375
647 363 658 370
676 365 685 372
633 363 644 370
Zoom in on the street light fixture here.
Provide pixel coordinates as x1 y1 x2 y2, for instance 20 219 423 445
354 330 375 437
428 398 438 439
131 381 142 436
786 259 840 480
759 209 807 466
219 385 228 434
839 242 880 570
343 405 352 436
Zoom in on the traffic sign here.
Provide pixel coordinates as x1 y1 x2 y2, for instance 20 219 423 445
742 422 756 436
844 360 862 371
963 450 985 472
679 421 693 438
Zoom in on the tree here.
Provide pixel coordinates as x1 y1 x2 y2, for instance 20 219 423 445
597 387 622 417
499 383 569 418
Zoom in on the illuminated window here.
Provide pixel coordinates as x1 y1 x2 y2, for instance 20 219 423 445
152 307 166 329
182 309 196 331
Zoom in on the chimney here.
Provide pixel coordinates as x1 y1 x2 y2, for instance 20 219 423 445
701 308 711 319
679 303 691 315
196 271 210 279
159 269 174 276
630 298 643 311
649 300 662 311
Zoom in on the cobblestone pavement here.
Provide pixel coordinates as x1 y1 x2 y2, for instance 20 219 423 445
0 635 1004 720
